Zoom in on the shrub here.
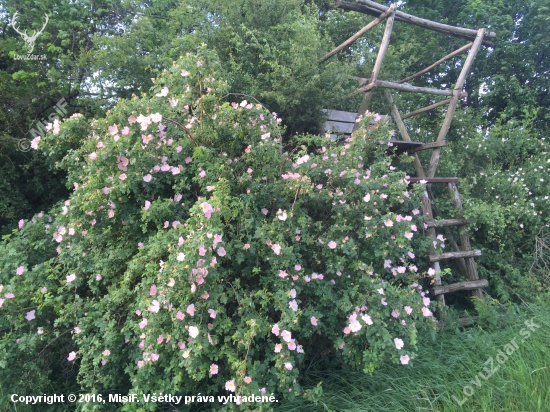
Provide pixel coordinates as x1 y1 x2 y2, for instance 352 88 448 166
0 48 437 410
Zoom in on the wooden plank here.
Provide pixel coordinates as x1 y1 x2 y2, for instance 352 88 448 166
429 249 482 263
325 120 355 134
398 43 473 84
425 218 470 228
320 6 395 62
389 139 423 149
427 28 487 178
408 140 448 153
389 141 423 155
322 109 389 124
335 1 496 47
401 96 467 120
431 279 488 296
322 109 357 123
323 112 391 135
408 177 458 184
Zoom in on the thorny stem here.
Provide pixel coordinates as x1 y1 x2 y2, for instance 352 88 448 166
163 117 200 147
291 187 300 213
34 328 72 360
225 279 241 306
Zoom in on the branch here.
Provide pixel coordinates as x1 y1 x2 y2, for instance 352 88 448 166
224 280 241 306
163 117 199 147
291 187 301 213
34 328 73 360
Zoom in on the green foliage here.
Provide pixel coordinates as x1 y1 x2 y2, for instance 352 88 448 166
0 50 438 410
275 298 550 412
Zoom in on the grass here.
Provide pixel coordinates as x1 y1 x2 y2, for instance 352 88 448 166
276 297 550 412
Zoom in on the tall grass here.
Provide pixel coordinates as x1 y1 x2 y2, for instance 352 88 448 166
277 298 550 412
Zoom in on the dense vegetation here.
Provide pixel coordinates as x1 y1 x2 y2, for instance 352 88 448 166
0 0 548 410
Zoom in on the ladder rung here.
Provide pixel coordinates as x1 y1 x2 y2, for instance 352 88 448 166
431 279 489 296
425 218 470 228
437 316 479 329
429 249 482 262
408 140 448 153
408 177 458 184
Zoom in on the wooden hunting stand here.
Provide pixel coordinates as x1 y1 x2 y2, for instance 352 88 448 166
321 0 495 310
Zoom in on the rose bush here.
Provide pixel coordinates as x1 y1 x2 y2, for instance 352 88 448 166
0 48 438 410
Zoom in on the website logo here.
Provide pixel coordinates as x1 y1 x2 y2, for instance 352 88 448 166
11 12 48 60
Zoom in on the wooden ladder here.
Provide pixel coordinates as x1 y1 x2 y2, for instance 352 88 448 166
319 1 494 312
408 178 488 306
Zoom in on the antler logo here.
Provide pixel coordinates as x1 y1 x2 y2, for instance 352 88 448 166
11 12 49 54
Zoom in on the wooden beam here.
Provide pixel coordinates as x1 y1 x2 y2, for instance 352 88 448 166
358 0 497 38
384 90 426 177
352 5 396 133
389 139 423 147
408 140 448 153
431 279 488 296
356 80 457 96
335 0 381 18
408 177 458 184
320 7 395 62
424 218 470 228
427 28 487 178
429 249 482 263
401 97 466 120
398 43 473 84
369 5 396 84
336 1 494 46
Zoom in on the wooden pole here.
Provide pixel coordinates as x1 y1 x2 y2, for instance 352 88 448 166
320 7 395 62
384 90 426 177
421 187 445 307
355 80 457 97
401 97 461 120
352 4 396 132
448 182 482 298
426 28 486 178
369 4 396 84
398 43 473 84
354 0 496 39
337 1 495 47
